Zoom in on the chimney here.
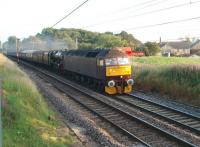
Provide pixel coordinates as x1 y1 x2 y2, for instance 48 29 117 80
159 37 161 45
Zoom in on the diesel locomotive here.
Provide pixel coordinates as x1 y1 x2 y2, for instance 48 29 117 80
14 47 134 94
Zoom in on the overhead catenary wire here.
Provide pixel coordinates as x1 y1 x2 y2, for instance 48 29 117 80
118 0 160 11
82 0 170 29
122 16 200 31
127 0 200 21
126 0 171 14
49 0 199 42
82 0 200 29
149 36 200 43
51 0 90 28
114 0 167 14
84 0 165 20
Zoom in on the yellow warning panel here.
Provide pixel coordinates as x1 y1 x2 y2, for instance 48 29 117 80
106 65 131 77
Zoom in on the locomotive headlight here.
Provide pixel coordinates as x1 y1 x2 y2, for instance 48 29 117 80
127 79 134 85
108 80 115 87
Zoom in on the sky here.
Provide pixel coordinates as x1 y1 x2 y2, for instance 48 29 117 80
0 0 200 43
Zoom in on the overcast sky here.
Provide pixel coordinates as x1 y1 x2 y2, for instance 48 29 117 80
0 0 200 43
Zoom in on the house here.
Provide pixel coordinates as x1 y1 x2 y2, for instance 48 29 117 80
160 41 191 56
190 39 200 55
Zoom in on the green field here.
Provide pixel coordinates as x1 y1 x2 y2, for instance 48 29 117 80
0 54 75 147
131 56 200 106
131 56 200 65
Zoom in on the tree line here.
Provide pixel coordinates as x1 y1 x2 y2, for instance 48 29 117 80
2 28 160 56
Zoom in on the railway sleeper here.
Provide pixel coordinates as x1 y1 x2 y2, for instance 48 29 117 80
152 110 170 114
136 104 150 107
176 118 195 122
142 107 160 111
172 118 190 122
95 108 110 113
168 115 185 119
190 123 200 128
195 126 200 130
84 103 100 107
184 121 200 125
105 116 127 121
163 113 180 117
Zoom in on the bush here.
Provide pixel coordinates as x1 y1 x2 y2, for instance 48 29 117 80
133 63 200 106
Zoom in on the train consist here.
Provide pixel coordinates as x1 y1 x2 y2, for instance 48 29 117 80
10 48 134 94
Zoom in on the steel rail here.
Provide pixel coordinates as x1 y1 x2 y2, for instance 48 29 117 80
17 60 151 147
35 69 195 147
129 93 200 120
13 58 197 147
116 93 200 135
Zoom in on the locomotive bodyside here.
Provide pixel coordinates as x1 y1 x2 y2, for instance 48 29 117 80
63 48 133 94
63 53 105 80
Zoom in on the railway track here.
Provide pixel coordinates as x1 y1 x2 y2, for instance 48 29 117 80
114 94 200 135
15 59 198 147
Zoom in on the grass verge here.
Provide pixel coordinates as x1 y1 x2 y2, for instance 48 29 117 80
0 54 75 147
131 57 200 106
131 56 200 65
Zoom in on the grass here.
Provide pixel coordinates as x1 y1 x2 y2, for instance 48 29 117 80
0 54 75 147
131 56 200 106
131 56 200 65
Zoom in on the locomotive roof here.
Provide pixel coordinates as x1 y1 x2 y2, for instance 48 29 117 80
64 48 108 57
19 48 128 58
64 48 127 58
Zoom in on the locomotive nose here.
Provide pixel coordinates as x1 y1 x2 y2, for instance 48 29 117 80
108 80 115 87
126 79 134 85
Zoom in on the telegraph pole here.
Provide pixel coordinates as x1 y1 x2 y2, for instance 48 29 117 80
75 37 78 49
16 38 20 63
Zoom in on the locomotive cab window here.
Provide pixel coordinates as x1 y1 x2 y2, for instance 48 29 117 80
97 59 104 66
105 57 129 66
117 57 129 65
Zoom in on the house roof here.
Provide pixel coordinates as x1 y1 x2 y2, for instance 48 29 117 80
160 41 191 49
191 39 200 48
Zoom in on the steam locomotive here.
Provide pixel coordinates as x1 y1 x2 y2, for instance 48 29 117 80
13 47 134 94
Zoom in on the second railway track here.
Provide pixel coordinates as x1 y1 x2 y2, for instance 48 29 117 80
16 59 198 147
114 94 200 135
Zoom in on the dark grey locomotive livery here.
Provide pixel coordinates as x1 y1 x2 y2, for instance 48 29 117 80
13 48 134 94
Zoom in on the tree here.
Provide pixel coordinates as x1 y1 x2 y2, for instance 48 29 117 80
79 42 96 49
96 34 124 48
8 36 17 44
7 28 142 51
117 31 141 49
143 42 160 56
5 36 18 52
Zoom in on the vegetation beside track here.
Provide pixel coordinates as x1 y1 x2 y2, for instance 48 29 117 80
0 54 75 147
131 56 200 65
131 57 200 106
